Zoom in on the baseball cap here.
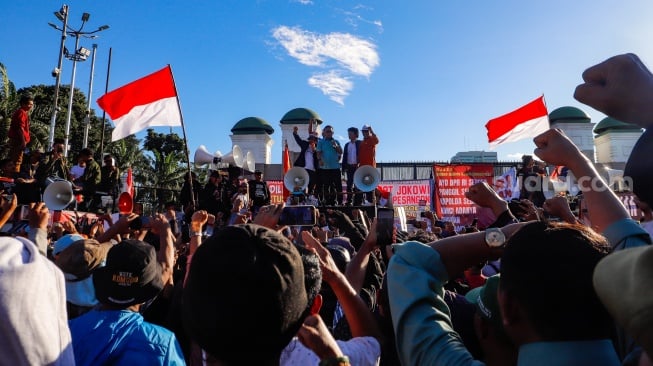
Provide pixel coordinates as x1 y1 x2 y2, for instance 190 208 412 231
361 124 371 131
93 240 163 307
53 234 85 256
183 224 308 364
56 239 112 280
465 275 505 335
56 239 112 307
593 245 653 357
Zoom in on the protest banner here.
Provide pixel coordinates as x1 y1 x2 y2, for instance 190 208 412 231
433 164 494 230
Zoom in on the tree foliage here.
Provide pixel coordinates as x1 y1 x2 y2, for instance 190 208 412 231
0 64 190 210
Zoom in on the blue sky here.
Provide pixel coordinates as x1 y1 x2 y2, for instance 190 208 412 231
4 1 653 164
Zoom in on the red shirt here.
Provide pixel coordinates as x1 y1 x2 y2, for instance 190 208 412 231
9 107 30 144
358 134 379 167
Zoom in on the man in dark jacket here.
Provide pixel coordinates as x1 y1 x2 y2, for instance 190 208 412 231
292 126 319 195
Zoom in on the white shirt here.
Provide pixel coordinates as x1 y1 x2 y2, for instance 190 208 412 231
280 336 380 366
346 142 358 165
305 149 315 171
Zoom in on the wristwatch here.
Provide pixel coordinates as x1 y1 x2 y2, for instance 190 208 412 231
485 227 506 248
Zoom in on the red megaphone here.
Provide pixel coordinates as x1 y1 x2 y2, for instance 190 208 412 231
118 192 133 215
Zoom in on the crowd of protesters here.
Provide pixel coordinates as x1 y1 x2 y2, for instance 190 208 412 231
1 53 653 366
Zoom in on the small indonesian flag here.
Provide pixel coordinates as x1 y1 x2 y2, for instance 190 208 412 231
97 66 181 142
282 141 291 201
486 96 549 149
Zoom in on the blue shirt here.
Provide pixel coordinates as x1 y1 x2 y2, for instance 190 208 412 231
69 309 185 366
602 218 651 251
317 138 341 169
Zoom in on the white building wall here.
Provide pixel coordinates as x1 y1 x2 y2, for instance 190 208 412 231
594 131 643 164
550 122 596 162
230 134 274 165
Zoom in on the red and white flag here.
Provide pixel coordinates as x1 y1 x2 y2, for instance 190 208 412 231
97 66 181 141
485 96 549 149
282 141 291 201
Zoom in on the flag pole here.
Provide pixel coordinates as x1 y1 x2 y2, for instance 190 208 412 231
167 64 196 211
99 47 112 158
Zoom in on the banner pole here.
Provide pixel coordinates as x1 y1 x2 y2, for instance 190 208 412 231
168 65 196 211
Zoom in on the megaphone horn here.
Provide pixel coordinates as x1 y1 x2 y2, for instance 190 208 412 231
222 145 244 168
194 145 217 167
353 165 380 192
43 180 75 210
244 151 256 172
284 167 310 192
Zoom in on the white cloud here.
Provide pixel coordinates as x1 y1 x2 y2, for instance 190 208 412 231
308 71 353 105
271 25 379 104
292 0 313 4
272 26 379 77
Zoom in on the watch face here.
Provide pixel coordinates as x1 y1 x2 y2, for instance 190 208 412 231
486 228 506 248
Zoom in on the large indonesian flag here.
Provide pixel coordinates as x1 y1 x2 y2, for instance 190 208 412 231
97 66 181 141
485 96 549 149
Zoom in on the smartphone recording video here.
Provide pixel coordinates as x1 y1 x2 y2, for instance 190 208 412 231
278 205 317 226
376 207 394 248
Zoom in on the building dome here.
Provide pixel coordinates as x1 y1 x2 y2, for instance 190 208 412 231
549 106 591 124
594 117 643 135
231 117 275 135
280 107 323 124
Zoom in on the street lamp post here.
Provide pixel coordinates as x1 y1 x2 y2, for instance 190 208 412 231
47 4 69 151
82 43 97 149
50 10 108 157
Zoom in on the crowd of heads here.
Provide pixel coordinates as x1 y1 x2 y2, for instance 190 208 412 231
2 54 653 365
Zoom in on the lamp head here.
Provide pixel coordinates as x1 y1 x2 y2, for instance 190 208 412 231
81 13 90 22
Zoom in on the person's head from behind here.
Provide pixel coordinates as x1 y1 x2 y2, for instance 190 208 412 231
295 245 323 317
92 239 164 310
498 221 611 344
0 158 15 176
183 224 308 365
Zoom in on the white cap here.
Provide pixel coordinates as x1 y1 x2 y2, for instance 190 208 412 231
361 124 371 131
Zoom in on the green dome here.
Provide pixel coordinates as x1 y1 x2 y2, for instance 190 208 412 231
594 117 643 135
549 106 591 124
280 107 323 124
231 117 274 135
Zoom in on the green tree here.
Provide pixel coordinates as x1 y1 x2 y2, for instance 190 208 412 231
139 128 187 207
0 63 16 158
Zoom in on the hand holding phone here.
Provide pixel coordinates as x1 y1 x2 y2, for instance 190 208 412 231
278 205 318 227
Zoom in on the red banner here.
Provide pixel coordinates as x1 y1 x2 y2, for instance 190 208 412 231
268 180 285 204
377 180 431 219
433 164 494 230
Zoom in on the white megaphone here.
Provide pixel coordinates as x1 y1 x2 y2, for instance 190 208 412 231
43 180 75 210
354 165 381 192
244 151 256 172
194 145 222 167
222 145 244 168
284 167 310 192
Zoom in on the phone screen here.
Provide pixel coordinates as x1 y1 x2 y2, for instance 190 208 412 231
376 208 394 248
279 206 317 226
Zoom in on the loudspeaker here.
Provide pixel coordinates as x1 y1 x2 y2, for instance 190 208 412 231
244 150 256 172
117 192 133 214
194 145 222 167
354 165 381 192
43 180 74 210
284 167 310 192
222 145 244 168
